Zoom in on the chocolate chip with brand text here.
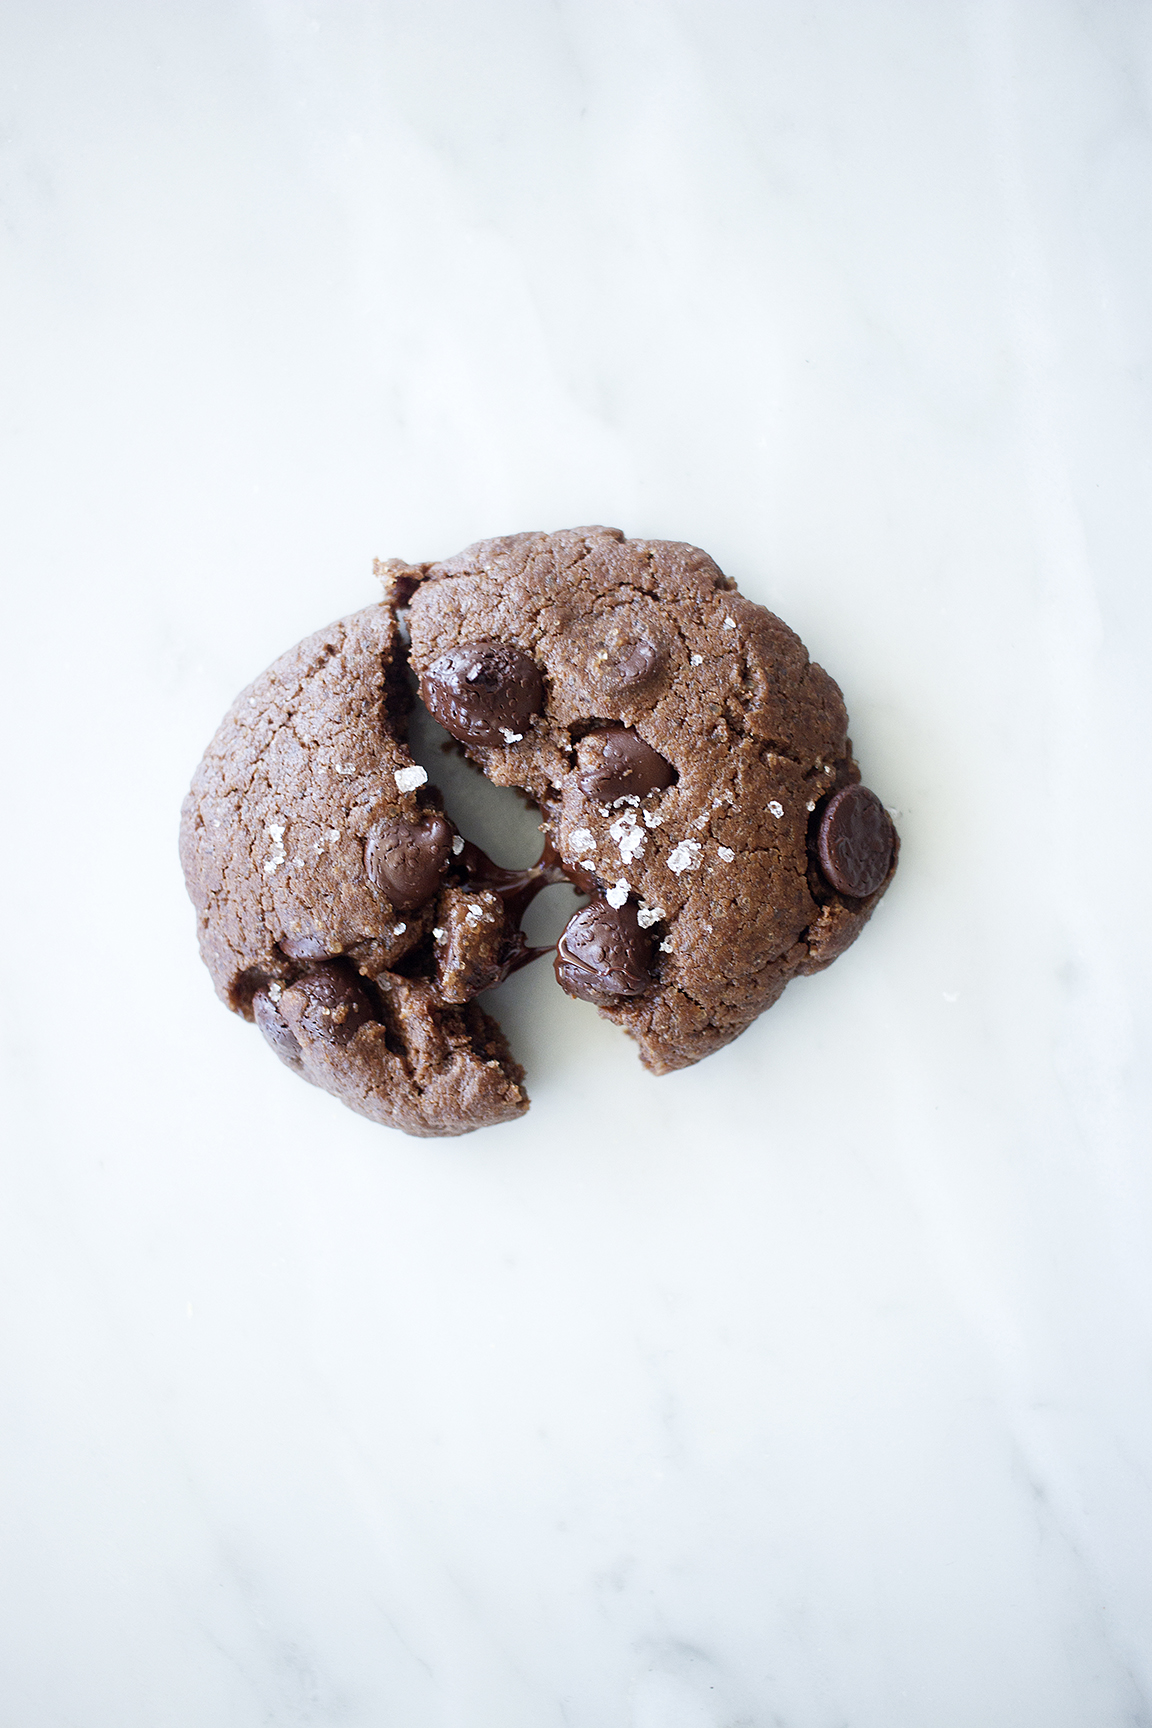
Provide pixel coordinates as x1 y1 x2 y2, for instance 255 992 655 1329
816 784 894 898
420 640 543 746
365 812 454 910
575 727 675 803
296 965 375 1047
554 899 654 1002
253 990 303 1070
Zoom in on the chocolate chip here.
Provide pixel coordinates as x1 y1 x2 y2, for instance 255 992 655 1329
610 636 661 688
295 964 375 1047
554 898 654 1002
575 727 676 803
252 989 303 1070
816 784 894 898
365 811 454 910
420 640 543 746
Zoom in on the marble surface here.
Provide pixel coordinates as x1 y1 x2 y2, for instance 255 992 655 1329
3 2 1151 1723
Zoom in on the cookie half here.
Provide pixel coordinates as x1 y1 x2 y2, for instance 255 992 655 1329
179 606 531 1136
401 527 898 1075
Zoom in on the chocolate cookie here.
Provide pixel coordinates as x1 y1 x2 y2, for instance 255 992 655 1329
178 606 543 1137
398 527 897 1075
181 528 897 1134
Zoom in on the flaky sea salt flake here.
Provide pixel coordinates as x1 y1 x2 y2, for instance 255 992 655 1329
569 828 596 856
606 879 630 909
717 845 735 862
263 823 286 876
768 800 784 818
394 765 428 793
666 840 702 874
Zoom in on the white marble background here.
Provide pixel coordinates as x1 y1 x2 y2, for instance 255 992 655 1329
3 2 1151 1723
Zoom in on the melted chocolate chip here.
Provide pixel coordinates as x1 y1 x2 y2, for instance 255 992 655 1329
252 990 303 1070
575 727 675 803
421 640 543 746
816 784 894 898
554 899 654 1002
295 964 375 1047
365 811 454 910
609 636 661 689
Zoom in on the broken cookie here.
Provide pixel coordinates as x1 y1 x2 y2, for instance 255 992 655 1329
180 528 898 1135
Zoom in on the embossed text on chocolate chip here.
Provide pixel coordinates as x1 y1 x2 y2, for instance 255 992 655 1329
365 812 454 910
421 640 543 746
816 784 894 898
554 898 654 1002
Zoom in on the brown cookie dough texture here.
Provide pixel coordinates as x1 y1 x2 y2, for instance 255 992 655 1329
180 527 897 1137
179 606 528 1136
402 526 897 1075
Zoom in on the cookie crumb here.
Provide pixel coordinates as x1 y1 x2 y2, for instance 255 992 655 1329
768 801 784 818
606 879 630 909
394 765 428 792
717 845 735 862
667 840 702 874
